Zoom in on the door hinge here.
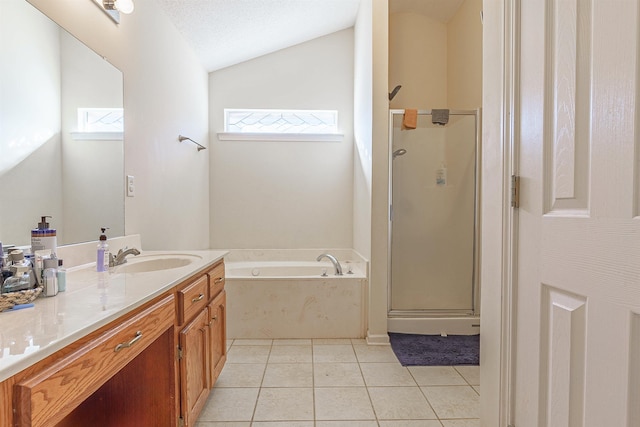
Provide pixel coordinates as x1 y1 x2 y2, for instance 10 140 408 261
177 346 183 360
511 175 520 208
178 416 184 427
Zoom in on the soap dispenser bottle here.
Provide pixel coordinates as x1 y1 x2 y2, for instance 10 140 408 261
31 216 57 254
96 228 110 272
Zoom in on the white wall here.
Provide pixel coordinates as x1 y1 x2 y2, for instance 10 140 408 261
389 0 483 111
480 0 506 424
448 0 483 109
0 0 62 246
209 29 355 250
368 0 391 343
353 0 373 260
388 12 448 109
26 0 210 250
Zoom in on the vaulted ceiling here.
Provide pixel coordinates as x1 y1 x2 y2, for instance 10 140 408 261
153 0 464 72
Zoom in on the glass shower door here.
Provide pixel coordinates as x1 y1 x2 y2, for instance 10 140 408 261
389 111 478 315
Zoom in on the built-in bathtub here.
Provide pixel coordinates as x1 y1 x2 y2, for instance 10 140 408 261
224 249 368 339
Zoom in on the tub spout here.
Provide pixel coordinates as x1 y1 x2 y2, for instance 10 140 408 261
316 253 343 276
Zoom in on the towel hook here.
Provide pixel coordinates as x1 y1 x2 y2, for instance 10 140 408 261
178 135 206 151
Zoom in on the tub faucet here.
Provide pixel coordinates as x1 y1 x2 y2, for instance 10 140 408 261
110 247 140 267
316 253 343 276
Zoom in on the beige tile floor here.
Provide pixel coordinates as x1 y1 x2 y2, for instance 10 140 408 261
196 338 480 427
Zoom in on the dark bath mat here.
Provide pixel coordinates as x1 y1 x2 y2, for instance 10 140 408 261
389 333 479 366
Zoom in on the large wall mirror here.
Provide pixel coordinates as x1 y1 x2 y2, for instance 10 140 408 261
0 0 124 248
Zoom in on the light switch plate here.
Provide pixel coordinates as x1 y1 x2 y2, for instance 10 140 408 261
126 175 135 197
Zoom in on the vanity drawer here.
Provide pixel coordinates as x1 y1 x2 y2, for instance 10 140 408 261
207 261 225 300
13 294 175 427
177 275 209 325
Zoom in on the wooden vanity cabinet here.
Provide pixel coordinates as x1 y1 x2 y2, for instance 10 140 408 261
177 260 227 427
0 258 226 427
13 294 176 427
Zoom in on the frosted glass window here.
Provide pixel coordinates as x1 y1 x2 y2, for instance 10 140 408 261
77 108 124 133
224 109 338 134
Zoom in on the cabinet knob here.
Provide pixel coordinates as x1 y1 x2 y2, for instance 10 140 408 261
192 293 205 303
214 277 225 284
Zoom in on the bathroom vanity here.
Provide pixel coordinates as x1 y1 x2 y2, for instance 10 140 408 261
0 250 227 427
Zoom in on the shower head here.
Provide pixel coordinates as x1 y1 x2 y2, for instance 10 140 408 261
389 85 402 101
392 148 407 159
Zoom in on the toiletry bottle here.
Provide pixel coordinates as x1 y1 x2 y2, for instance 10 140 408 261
43 267 58 297
34 253 43 286
31 216 57 254
43 251 58 270
96 228 110 272
57 259 66 292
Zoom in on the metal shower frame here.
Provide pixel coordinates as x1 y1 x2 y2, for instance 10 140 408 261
387 108 482 319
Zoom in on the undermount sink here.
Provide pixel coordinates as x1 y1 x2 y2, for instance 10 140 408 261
113 254 202 274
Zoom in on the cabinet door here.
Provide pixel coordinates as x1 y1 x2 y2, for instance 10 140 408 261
179 308 210 427
208 290 226 387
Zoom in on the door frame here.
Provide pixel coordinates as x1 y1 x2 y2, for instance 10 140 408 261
480 0 519 426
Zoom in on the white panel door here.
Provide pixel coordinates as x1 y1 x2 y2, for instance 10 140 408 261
515 0 640 426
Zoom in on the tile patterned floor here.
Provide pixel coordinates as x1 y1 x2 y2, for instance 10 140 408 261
196 338 480 427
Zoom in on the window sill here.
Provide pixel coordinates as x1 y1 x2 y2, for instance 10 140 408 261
70 131 123 141
217 132 343 142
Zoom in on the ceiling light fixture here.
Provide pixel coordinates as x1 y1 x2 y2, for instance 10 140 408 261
103 0 135 14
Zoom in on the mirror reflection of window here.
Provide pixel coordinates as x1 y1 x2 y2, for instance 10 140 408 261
78 108 124 133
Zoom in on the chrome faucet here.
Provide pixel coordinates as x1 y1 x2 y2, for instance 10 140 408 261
316 253 343 276
109 247 140 267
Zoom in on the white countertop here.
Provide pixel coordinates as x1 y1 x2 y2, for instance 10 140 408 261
0 249 227 382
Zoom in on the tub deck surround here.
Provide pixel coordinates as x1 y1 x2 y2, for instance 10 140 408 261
0 248 228 382
224 248 368 265
225 249 369 339
226 261 367 278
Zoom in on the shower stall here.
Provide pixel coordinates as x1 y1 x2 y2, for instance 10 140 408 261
387 109 480 335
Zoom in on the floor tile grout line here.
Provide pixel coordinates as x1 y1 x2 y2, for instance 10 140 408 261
354 340 382 423
311 341 316 423
249 340 272 424
453 365 480 389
